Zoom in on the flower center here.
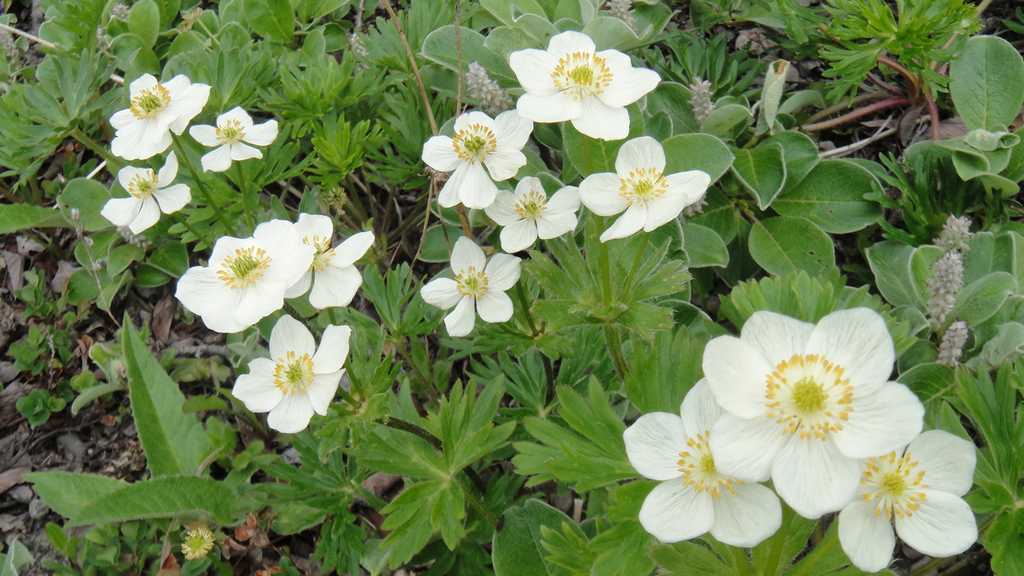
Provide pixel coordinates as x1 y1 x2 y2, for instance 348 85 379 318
551 51 613 100
130 84 172 119
304 235 335 272
216 119 246 144
676 432 738 499
765 354 853 440
861 451 927 519
273 351 315 395
455 266 489 298
619 168 668 206
127 171 158 199
452 123 497 162
217 246 271 289
181 526 215 561
514 188 548 220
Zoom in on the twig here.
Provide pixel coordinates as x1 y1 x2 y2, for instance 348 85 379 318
801 97 911 132
0 21 56 49
820 119 897 158
805 90 888 124
86 160 108 180
414 178 438 263
378 0 438 135
925 94 941 140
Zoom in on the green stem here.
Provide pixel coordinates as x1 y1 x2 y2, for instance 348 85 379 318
513 281 539 336
171 134 236 235
730 546 753 576
761 507 792 576
70 127 122 170
234 161 256 230
621 234 649 299
597 230 613 305
604 324 629 381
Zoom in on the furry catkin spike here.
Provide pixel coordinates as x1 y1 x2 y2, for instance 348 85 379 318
466 62 512 116
689 78 714 124
926 250 964 328
606 0 636 29
936 215 973 253
937 321 968 366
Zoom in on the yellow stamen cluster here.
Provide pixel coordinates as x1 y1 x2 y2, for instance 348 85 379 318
619 167 668 205
677 432 738 499
514 187 548 220
452 123 497 162
130 84 172 119
304 235 336 272
551 51 613 100
127 171 158 199
765 354 853 440
861 451 928 520
216 118 246 144
181 525 215 561
273 351 315 394
217 246 271 289
455 266 489 298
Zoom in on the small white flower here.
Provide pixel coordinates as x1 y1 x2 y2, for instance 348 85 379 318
624 380 782 547
484 177 580 253
509 31 660 140
420 237 521 337
232 315 350 433
175 220 314 333
188 107 279 172
579 137 710 242
704 308 925 519
110 74 211 160
284 214 374 309
100 152 190 234
838 430 977 572
421 110 533 209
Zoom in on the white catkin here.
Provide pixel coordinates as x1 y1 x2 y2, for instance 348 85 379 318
926 250 964 327
936 214 973 253
605 0 635 29
689 78 714 124
683 194 708 217
937 321 968 366
110 3 130 20
466 62 512 116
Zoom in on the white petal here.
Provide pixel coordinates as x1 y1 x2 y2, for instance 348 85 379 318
906 430 976 497
547 31 596 58
235 283 287 329
109 108 136 130
175 267 247 333
437 163 466 208
232 358 282 413
642 171 711 230
218 106 254 130
200 145 233 172
444 296 476 337
128 197 161 234
494 110 533 150
680 379 722 437
536 211 577 240
157 151 179 187
166 83 210 134
128 73 158 96
307 371 341 415
257 219 315 286
422 135 459 172
599 204 646 242
484 253 521 291
309 265 363 309
270 314 316 359
546 185 581 213
710 483 782 548
101 197 142 227
189 124 220 147
244 119 278 146
895 491 976 559
639 481 714 543
313 325 351 374
267 393 315 434
838 500 896 573
571 97 629 141
477 290 514 323
509 48 557 95
740 311 815 367
484 190 520 226
453 110 495 133
285 270 313 299
332 231 375 267
516 92 582 123
709 414 787 482
702 335 771 419
295 213 334 242
579 173 627 216
229 143 263 162
458 162 499 209
499 220 538 253
615 136 665 175
111 120 171 160
450 236 486 275
484 146 527 181
832 382 923 459
153 183 190 214
806 308 895 396
771 438 861 519
642 195 685 232
598 53 661 108
623 412 687 481
421 278 462 310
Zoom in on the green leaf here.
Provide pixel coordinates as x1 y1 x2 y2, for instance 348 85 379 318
762 131 819 189
650 540 733 575
421 25 514 84
898 362 956 413
0 539 32 576
986 508 1024 576
949 35 1024 131
683 221 729 269
773 159 882 233
748 217 835 277
25 471 127 520
122 318 212 476
700 104 754 140
59 178 111 232
662 133 734 184
759 59 790 134
493 500 575 576
561 123 623 177
0 204 67 234
244 0 294 42
731 143 787 209
953 271 1017 326
625 326 710 413
71 475 238 526
127 0 161 49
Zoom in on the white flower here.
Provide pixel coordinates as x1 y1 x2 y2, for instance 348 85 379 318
175 220 314 333
704 308 925 519
484 177 580 253
624 380 783 547
232 315 350 433
110 74 211 160
421 110 533 209
188 107 279 172
509 31 659 140
579 137 710 242
100 152 190 234
284 214 374 309
420 237 521 337
838 430 977 572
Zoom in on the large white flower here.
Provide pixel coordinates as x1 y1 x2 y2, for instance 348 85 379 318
188 107 279 172
704 308 925 519
484 177 580 253
100 152 190 234
110 74 211 160
579 137 710 242
421 110 533 209
284 213 374 309
624 380 782 547
838 430 977 572
175 220 314 333
509 31 660 141
232 315 350 433
420 237 521 337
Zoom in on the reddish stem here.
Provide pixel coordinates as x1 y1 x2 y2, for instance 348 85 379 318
802 97 912 132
